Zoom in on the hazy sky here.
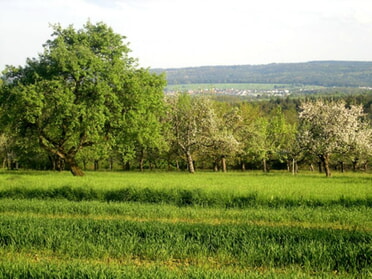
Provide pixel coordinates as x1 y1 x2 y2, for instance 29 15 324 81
1 0 372 70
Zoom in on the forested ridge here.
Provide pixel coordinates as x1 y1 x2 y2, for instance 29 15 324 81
153 61 372 87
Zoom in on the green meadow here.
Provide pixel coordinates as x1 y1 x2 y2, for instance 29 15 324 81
0 171 371 278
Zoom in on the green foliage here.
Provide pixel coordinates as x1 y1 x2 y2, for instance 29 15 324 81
240 106 296 172
0 21 166 176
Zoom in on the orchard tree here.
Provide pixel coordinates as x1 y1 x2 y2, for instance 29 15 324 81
0 134 11 169
234 102 262 170
248 107 294 172
0 21 165 176
166 94 216 173
114 69 167 171
299 99 371 177
204 105 240 172
76 141 111 171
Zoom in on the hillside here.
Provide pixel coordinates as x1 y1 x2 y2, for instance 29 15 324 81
153 61 372 87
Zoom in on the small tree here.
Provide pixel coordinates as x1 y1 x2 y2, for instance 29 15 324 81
165 94 216 173
233 103 262 171
248 107 294 172
204 106 240 172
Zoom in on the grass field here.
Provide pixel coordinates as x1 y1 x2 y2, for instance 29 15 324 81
0 170 371 278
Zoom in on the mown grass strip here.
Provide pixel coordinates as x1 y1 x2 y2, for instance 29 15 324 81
1 199 371 231
1 211 370 232
0 251 365 279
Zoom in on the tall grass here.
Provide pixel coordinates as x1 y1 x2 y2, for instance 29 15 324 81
0 170 371 278
0 215 371 274
0 257 344 279
0 199 370 230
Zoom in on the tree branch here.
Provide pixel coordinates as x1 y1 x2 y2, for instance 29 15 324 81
38 134 66 159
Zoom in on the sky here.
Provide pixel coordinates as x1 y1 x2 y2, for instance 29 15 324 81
1 0 372 71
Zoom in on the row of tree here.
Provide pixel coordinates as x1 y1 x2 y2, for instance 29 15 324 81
1 22 371 176
165 95 372 177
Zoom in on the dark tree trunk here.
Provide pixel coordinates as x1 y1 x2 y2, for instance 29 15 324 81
70 165 85 176
352 158 358 171
121 160 131 171
49 155 56 170
139 158 144 172
125 161 130 171
318 161 322 173
319 154 331 177
94 160 99 171
49 155 64 171
58 158 65 171
66 156 85 176
38 135 85 176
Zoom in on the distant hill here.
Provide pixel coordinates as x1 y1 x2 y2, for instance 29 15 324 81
152 61 372 87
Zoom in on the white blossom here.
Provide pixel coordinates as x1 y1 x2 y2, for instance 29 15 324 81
299 99 372 176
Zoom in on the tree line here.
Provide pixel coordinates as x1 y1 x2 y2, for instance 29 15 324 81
1 22 371 176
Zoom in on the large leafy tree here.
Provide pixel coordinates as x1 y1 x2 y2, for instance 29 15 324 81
0 22 165 176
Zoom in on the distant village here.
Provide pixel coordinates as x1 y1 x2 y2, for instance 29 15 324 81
165 86 292 98
164 84 372 98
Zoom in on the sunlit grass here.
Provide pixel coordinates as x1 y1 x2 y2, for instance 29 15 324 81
0 199 370 231
0 170 371 278
0 170 371 201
